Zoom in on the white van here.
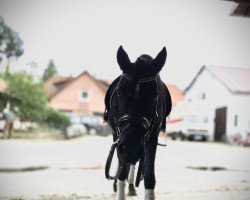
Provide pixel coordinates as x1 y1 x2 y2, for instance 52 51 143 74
180 114 212 141
167 101 213 141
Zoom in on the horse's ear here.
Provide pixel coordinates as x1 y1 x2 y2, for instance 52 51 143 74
152 47 167 73
117 46 131 71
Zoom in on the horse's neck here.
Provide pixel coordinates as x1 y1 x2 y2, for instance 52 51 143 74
156 74 163 85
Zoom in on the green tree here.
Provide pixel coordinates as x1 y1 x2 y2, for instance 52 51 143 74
3 71 47 122
2 70 71 129
0 16 24 61
42 59 58 81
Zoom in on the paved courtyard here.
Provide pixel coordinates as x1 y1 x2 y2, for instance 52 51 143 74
0 135 250 200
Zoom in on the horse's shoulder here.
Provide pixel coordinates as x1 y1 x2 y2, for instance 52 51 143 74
157 77 172 116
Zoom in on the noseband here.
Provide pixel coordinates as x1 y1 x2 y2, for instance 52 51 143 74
115 115 151 138
105 73 160 182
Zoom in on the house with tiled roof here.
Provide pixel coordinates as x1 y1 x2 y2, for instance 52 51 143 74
45 71 184 127
44 71 110 120
184 65 250 142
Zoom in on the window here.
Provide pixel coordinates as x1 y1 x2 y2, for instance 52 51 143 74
199 93 206 100
79 90 91 102
234 115 238 127
185 115 208 123
202 93 206 100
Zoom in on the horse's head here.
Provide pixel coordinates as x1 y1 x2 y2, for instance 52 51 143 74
115 46 167 164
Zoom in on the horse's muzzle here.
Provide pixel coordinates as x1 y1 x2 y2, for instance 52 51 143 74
117 140 143 165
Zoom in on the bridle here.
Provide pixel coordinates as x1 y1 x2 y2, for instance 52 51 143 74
105 73 161 186
112 73 160 141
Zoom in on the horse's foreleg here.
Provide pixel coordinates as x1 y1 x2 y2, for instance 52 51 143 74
116 179 126 200
127 165 136 196
116 164 129 200
144 138 158 200
113 179 117 193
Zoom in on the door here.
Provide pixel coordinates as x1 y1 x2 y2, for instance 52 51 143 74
214 107 227 141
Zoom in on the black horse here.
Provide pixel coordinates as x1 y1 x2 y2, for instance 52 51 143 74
104 46 172 200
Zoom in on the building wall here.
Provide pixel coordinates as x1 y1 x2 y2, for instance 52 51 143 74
50 73 106 116
185 69 229 138
227 93 250 136
185 69 250 139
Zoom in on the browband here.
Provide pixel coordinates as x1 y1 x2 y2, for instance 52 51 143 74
122 73 157 83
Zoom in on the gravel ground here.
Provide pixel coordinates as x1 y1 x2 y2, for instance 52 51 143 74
0 135 250 200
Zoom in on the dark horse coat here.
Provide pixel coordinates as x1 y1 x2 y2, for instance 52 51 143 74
104 46 172 190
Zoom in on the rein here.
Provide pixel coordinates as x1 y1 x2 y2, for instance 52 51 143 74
105 73 161 184
105 140 124 180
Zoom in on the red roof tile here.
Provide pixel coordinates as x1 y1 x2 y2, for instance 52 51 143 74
185 66 250 94
44 76 73 98
167 84 184 105
44 71 110 100
206 66 250 93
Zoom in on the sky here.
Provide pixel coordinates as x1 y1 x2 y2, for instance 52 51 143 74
0 0 249 89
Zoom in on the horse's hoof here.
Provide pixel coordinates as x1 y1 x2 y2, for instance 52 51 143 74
128 184 137 196
113 180 117 193
113 185 117 193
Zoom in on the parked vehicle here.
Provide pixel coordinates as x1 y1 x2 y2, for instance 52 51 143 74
167 102 213 141
80 115 104 134
65 123 87 138
181 114 211 141
66 115 109 137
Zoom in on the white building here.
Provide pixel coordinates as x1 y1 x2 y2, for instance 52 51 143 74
184 65 250 142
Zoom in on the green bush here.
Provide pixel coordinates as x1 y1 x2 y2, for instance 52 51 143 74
44 107 71 130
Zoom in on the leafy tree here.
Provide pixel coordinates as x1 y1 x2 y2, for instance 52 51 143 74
2 70 70 129
3 71 47 122
42 59 58 81
0 16 24 61
0 92 20 112
1 70 70 129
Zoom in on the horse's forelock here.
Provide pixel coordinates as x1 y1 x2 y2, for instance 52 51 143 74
135 54 153 65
